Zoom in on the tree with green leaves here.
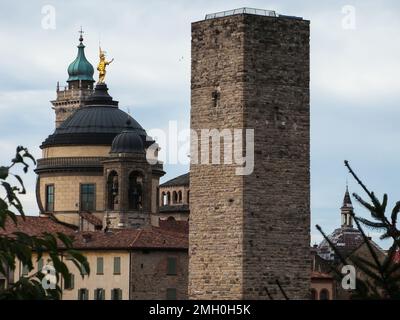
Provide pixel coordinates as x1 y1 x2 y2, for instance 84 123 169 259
0 146 90 300
317 160 400 299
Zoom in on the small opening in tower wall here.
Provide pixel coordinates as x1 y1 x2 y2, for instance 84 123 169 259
128 172 143 210
107 171 119 210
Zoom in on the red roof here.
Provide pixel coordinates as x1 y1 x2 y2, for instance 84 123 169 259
0 215 75 237
0 215 187 250
158 218 189 234
311 271 333 279
79 211 103 228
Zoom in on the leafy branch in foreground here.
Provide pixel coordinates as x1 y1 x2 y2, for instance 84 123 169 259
0 146 90 300
317 160 400 299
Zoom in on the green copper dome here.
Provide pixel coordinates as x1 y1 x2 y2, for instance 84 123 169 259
67 36 95 82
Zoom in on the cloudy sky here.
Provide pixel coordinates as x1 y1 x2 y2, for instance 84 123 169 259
0 0 399 247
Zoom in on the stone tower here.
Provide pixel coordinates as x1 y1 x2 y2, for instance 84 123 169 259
102 116 164 229
189 8 310 299
51 33 95 127
341 186 354 228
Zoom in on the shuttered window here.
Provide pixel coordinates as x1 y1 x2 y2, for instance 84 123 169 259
78 288 88 300
94 288 105 300
45 185 54 212
111 288 122 300
167 257 177 275
64 273 74 290
97 257 104 275
113 257 121 275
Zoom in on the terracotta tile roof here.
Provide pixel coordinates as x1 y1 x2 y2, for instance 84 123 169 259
0 215 188 250
159 218 189 234
79 211 103 228
0 215 75 237
132 227 188 250
311 271 333 279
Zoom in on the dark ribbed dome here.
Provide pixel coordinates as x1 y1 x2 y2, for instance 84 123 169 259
41 84 148 148
110 120 145 153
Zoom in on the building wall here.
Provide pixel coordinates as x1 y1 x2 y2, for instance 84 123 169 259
13 251 130 300
62 251 130 300
39 173 105 225
159 186 190 206
43 145 110 158
189 14 310 299
311 279 334 300
130 250 188 300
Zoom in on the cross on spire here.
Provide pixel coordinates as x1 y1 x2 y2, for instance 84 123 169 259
79 26 84 43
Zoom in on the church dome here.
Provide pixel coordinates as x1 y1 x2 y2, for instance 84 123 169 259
110 120 145 153
41 84 147 148
317 187 364 261
317 227 363 261
67 35 95 82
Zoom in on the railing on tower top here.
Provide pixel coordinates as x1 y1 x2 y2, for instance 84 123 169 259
205 7 277 20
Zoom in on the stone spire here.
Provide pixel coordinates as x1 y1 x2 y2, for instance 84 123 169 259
341 185 354 228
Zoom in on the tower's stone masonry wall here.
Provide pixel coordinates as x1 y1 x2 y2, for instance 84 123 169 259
189 14 310 299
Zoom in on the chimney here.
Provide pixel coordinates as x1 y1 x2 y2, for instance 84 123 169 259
82 233 92 243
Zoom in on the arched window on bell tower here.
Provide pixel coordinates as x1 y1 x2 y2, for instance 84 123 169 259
107 171 119 210
128 171 144 210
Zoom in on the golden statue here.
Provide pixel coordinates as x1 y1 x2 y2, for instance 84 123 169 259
97 47 114 83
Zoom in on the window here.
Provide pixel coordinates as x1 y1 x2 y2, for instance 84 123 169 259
128 173 143 210
113 257 121 275
172 191 178 204
78 288 88 300
80 184 95 211
37 258 43 272
166 288 177 300
320 289 330 300
64 274 74 290
22 264 29 276
107 171 119 210
167 257 177 275
45 185 54 212
310 289 317 300
97 257 104 275
80 263 88 276
94 288 105 300
111 288 122 300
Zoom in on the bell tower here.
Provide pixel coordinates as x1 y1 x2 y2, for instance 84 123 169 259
102 118 165 229
51 31 95 127
341 186 354 228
